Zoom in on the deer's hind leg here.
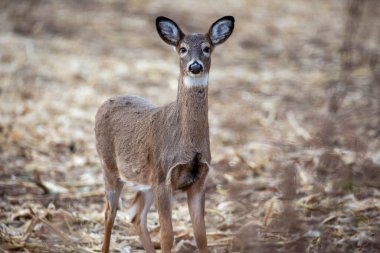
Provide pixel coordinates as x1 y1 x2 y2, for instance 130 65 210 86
129 189 155 253
102 160 125 253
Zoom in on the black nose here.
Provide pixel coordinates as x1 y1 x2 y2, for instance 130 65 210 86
188 62 203 74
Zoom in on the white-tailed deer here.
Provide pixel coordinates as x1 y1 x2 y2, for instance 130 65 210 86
95 16 234 253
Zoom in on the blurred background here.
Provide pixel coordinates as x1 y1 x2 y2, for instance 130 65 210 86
0 0 379 252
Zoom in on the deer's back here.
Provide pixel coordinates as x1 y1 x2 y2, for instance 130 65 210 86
95 95 160 184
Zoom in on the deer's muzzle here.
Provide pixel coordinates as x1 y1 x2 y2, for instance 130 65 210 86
188 61 203 74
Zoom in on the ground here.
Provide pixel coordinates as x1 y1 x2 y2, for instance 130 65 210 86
0 0 380 252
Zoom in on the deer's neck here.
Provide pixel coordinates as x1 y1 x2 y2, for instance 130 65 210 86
176 75 209 145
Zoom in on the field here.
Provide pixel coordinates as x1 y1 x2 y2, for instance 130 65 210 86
1 0 379 252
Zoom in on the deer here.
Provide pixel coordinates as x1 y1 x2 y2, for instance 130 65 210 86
95 15 234 253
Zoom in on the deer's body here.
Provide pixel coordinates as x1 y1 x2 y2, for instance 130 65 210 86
96 16 234 253
96 85 211 188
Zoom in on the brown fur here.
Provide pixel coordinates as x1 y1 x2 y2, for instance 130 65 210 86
96 16 234 253
95 81 210 185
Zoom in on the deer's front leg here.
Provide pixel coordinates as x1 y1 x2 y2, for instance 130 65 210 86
187 174 208 253
155 184 174 253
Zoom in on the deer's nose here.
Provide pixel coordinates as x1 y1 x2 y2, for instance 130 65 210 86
188 61 203 74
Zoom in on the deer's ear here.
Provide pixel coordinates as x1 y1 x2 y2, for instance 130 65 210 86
209 16 234 46
156 16 184 46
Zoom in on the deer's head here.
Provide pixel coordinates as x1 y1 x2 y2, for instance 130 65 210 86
156 16 234 87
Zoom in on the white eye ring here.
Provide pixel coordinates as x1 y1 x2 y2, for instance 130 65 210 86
179 47 187 54
202 45 211 57
203 47 211 54
179 47 188 56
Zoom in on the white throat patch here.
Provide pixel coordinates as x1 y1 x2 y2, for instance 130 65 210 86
183 74 209 88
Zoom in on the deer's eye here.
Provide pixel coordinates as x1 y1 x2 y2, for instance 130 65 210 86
203 47 211 54
179 47 187 54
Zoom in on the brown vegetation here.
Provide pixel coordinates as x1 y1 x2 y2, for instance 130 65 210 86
0 0 379 252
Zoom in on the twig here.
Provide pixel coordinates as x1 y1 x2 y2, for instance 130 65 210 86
287 112 311 140
263 197 276 228
7 190 104 202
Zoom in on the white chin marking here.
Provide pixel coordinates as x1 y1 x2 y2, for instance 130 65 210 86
183 74 209 88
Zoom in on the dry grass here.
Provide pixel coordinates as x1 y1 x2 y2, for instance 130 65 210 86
1 0 379 252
